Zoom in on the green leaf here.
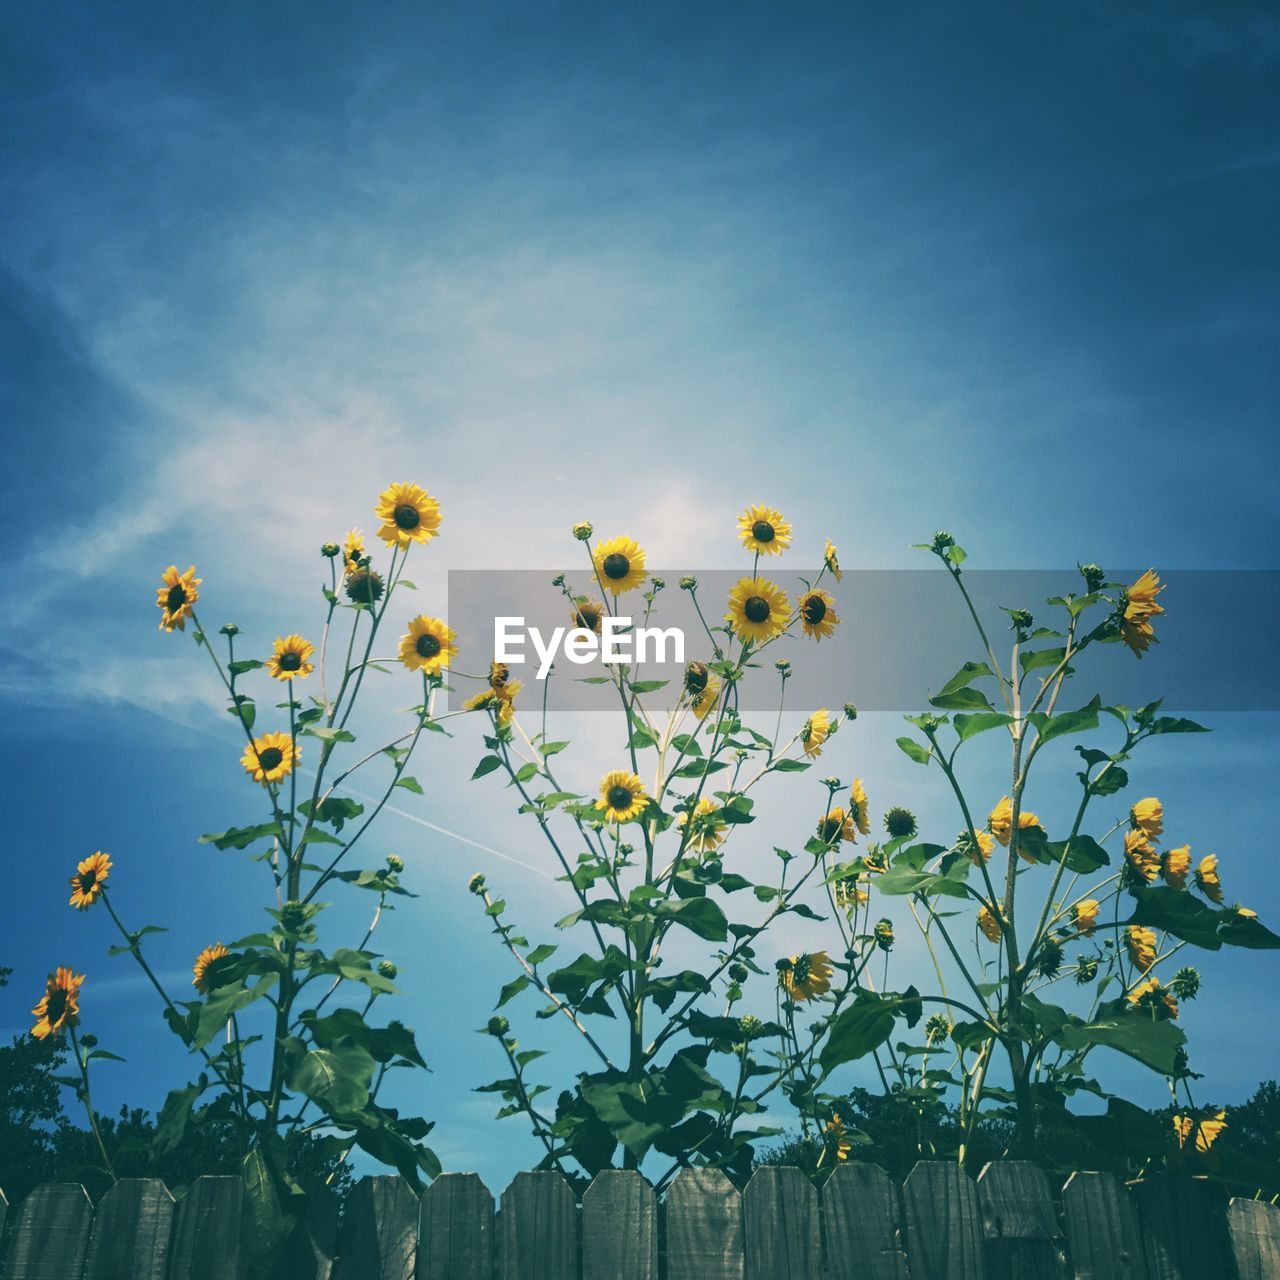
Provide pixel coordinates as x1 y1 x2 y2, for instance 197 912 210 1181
819 993 897 1075
1020 646 1067 675
153 1082 201 1153
228 659 264 676
395 776 424 795
895 737 932 765
629 680 669 693
289 1042 377 1113
954 712 1014 743
1029 695 1102 747
199 822 282 851
937 660 994 698
472 755 503 780
496 974 531 1007
930 686 995 712
305 726 357 743
1059 1014 1186 1075
655 897 729 941
769 758 811 773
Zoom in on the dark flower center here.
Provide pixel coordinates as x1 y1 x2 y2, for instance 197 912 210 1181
46 991 68 1024
684 662 708 694
279 651 302 671
608 785 634 810
744 595 771 623
751 520 775 543
394 503 421 530
576 607 600 630
602 553 630 580
258 747 284 771
792 956 811 984
166 585 188 612
802 595 826 624
416 633 442 659
80 870 98 890
345 570 384 603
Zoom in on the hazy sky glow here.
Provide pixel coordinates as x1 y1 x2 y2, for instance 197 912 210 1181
3 2 1279 1187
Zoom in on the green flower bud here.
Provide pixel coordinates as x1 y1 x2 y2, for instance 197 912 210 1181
738 1014 762 1038
386 854 405 873
468 872 486 895
551 573 566 587
649 576 665 591
931 531 955 554
219 623 240 637
378 960 398 979
679 576 698 592
775 660 791 676
572 522 594 541
1171 966 1201 1001
486 1015 509 1038
842 703 858 721
728 962 749 983
321 542 340 558
874 918 895 952
1079 563 1105 593
924 1012 950 1045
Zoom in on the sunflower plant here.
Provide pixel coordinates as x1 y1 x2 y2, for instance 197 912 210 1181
59 482 451 1275
466 508 889 1188
796 536 1280 1183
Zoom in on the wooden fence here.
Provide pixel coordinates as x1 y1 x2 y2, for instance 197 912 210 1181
2 1161 1279 1279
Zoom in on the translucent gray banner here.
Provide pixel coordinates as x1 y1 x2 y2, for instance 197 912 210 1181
445 570 1280 712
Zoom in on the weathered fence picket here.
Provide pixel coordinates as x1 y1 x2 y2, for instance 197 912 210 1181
498 1170 576 1280
902 1160 988 1280
1060 1171 1148 1280
418 1171 494 1280
1 1160 1276 1279
580 1169 656 1280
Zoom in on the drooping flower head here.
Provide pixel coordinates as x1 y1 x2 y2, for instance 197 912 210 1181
192 943 230 994
1195 853 1223 903
1120 569 1164 657
31 967 84 1040
884 807 917 839
1124 829 1161 884
592 536 647 595
342 529 366 576
823 539 843 582
344 567 384 605
266 634 315 682
1161 845 1192 890
376 483 442 549
1130 797 1164 840
1127 975 1178 1019
692 677 721 722
988 796 1043 861
1072 899 1100 935
959 829 995 864
1173 1109 1226 1153
595 770 648 823
779 951 832 1002
817 806 855 844
738 505 792 556
679 798 726 853
68 851 112 911
156 565 201 632
399 616 458 675
798 588 840 641
823 1113 853 1162
849 778 871 837
1125 925 1158 972
801 709 831 759
240 731 297 786
726 576 790 644
978 905 1004 942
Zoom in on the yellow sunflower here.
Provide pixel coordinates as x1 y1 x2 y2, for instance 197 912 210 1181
192 943 230 994
679 798 726 853
1072 899 1100 935
266 634 315 681
798 588 840 641
692 678 721 722
823 539 843 582
156 565 201 632
780 951 832 1002
463 686 519 727
342 529 366 576
725 576 790 644
1125 925 1157 972
962 829 996 864
240 731 297 785
738 505 792 556
592 536 647 595
801 709 831 758
1130 797 1164 840
1173 1110 1226 1153
1195 853 1223 903
822 1113 853 1162
817 807 855 844
849 778 871 836
1128 976 1178 1019
595 770 648 823
1162 845 1192 889
570 599 606 635
1120 569 1164 657
1124 829 1160 883
988 796 1043 861
68 851 112 911
376 482 442 549
399 616 458 674
31 967 84 1040
978 905 1004 942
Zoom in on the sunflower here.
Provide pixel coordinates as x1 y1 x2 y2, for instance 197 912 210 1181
1195 853 1223 903
345 567 384 605
988 796 1043 861
1128 976 1178 1019
779 951 832 1002
592 536 647 595
31 967 84 1040
488 662 512 691
1120 569 1164 657
817 807 855 844
884 807 917 839
1124 829 1161 883
464 681 522 727
399 616 458 675
240 731 297 785
691 678 721 722
738 505 792 556
725 576 790 644
801 709 831 758
978 905 1004 942
959 829 995 864
266 634 315 681
823 539 843 582
570 599 606 635
1125 925 1157 972
863 846 888 875
679 798 726 853
833 875 869 911
849 778 871 836
375 482 442 549
595 770 647 823
797 588 840 641
1162 845 1192 890
68 851 112 911
1130 797 1164 840
1173 1110 1226 1153
1072 899 1100 935
822 1113 853 1163
342 529 366 575
192 943 230 994
156 565 201 632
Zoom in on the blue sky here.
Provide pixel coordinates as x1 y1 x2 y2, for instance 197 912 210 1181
3 2 1279 1191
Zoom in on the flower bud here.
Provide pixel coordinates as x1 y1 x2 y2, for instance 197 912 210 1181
386 854 405 873
728 962 749 983
874 918 895 952
775 660 791 676
1171 966 1201 1000
378 960 398 979
551 573 566 587
572 522 593 541
843 703 858 721
281 899 309 932
738 1014 762 1038
1075 955 1099 984
650 576 665 591
468 872 487 895
931 531 955 553
321 542 340 558
486 1015 509 1037
219 623 240 637
679 576 698 592
1079 563 1105 592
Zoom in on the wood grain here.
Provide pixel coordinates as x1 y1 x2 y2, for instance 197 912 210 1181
336 1176 420 1280
419 1172 494 1280
1061 1172 1148 1280
498 1170 576 1280
3 1182 94 1280
84 1178 174 1280
581 1169 656 1280
823 1163 910 1280
976 1161 1067 1280
665 1167 743 1280
902 1161 987 1280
